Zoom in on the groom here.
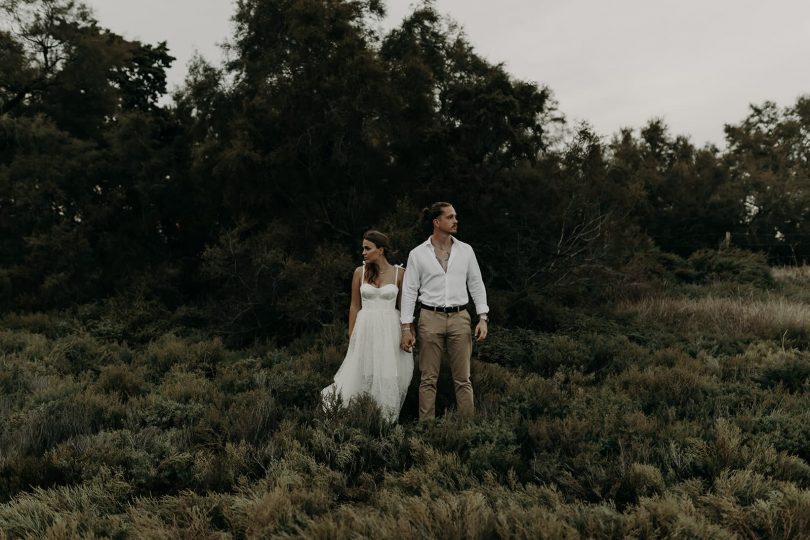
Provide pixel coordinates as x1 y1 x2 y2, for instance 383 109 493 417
400 202 489 419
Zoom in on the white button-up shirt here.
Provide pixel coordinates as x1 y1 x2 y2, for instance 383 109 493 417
400 236 489 324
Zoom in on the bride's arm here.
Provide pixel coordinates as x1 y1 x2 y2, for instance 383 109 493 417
396 265 404 311
348 266 362 337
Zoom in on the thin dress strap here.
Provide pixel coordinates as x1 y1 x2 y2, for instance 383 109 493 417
394 264 399 284
361 262 366 284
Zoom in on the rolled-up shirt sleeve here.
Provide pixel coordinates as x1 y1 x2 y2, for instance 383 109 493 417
400 250 420 324
467 249 489 315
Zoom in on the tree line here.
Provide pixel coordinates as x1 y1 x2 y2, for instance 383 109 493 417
2 0 810 342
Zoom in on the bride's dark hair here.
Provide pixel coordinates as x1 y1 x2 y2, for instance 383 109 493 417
363 230 393 284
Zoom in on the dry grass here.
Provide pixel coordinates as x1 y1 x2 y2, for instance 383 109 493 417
5 285 810 537
772 265 810 283
620 295 810 340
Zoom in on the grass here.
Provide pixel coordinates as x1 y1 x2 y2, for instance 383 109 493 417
619 294 810 342
772 265 810 282
2 272 810 536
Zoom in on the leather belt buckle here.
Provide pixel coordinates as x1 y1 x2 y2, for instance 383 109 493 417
420 303 466 313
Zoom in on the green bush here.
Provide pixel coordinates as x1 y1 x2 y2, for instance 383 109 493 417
77 295 175 343
687 248 774 288
0 312 77 339
45 333 116 376
96 363 148 399
625 463 665 499
3 388 126 457
493 291 569 331
225 390 279 443
268 367 326 409
478 329 589 375
752 414 810 462
615 363 718 420
757 354 810 392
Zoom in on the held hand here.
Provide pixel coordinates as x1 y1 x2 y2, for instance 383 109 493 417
475 320 488 342
400 328 416 352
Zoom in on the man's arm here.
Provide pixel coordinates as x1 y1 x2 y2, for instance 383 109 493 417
399 251 419 352
467 248 489 342
400 251 420 324
467 248 489 316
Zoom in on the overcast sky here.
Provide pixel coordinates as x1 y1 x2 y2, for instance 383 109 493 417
85 0 810 148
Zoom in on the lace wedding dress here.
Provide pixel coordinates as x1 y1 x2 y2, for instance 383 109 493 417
322 265 413 421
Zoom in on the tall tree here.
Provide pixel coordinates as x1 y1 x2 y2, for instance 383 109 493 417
608 119 740 257
205 0 392 235
725 98 810 263
187 1 574 339
0 0 178 308
380 5 558 199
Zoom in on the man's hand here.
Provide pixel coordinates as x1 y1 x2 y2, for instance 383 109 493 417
401 326 416 352
475 320 488 342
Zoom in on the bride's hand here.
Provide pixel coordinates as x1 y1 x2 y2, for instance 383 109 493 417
400 328 415 352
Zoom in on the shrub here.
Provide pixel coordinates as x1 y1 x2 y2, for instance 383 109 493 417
0 471 132 537
0 312 77 339
757 354 810 392
625 493 730 538
96 363 148 399
625 463 665 499
216 357 263 393
159 369 219 404
577 332 650 376
225 390 279 443
192 440 258 491
77 295 174 343
268 367 326 409
3 249 810 536
494 291 569 331
612 355 718 421
47 430 152 485
0 360 29 396
478 329 589 375
0 330 47 358
142 333 190 376
45 333 115 376
3 388 126 457
687 248 774 288
752 414 810 462
141 334 230 379
746 445 810 487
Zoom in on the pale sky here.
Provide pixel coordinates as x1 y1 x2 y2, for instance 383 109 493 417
84 0 810 148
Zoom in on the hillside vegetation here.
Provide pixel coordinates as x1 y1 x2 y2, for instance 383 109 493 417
2 253 810 538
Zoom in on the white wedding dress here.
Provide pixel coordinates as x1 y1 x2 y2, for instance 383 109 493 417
322 265 413 421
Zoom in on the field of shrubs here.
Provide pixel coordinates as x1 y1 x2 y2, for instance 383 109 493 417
2 251 810 538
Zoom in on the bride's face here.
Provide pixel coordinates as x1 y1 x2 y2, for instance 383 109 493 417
362 239 384 263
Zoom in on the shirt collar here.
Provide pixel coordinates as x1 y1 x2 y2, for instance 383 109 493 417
424 235 456 248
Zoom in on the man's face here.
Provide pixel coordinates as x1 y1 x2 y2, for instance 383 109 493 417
434 205 458 234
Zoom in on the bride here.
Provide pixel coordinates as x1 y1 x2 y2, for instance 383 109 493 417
322 230 414 421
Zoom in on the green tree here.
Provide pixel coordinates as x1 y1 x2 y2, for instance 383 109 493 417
186 1 581 339
724 98 810 263
608 119 740 257
380 5 558 199
0 0 178 308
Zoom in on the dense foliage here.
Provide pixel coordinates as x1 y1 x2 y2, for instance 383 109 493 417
3 0 810 339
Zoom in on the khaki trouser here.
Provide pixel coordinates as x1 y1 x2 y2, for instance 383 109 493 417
417 309 474 419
